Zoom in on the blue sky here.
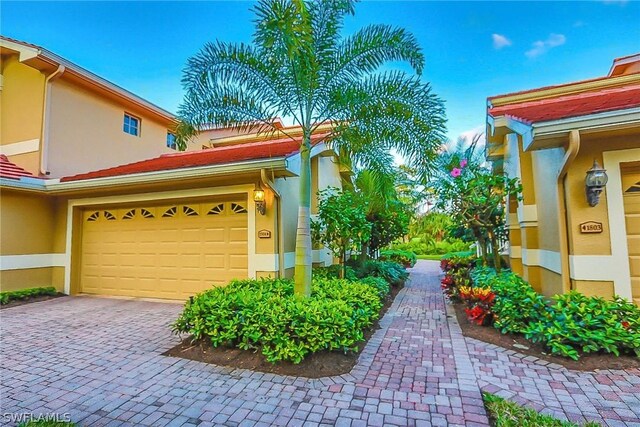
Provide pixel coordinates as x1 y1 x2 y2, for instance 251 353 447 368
2 1 639 142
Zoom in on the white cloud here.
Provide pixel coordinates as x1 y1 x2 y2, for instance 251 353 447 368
573 20 585 28
525 33 566 58
457 125 486 150
492 33 512 50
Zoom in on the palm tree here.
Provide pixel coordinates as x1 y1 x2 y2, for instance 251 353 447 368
177 0 446 296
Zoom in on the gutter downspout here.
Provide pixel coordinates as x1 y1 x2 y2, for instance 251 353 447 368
557 130 580 293
40 64 66 176
261 169 284 278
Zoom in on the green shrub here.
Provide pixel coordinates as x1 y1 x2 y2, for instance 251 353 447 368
392 238 471 256
472 267 640 360
173 277 383 364
352 259 408 287
0 287 57 305
472 268 548 335
483 393 600 427
379 249 417 267
524 292 640 360
357 276 390 299
313 264 357 281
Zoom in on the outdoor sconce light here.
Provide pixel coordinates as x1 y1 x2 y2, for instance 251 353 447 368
254 185 266 215
585 160 608 207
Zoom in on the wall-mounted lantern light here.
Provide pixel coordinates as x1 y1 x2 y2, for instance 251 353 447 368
585 160 608 207
254 184 266 215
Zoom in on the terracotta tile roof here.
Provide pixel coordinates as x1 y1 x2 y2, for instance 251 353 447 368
487 75 616 101
0 155 37 180
61 134 329 182
488 84 640 124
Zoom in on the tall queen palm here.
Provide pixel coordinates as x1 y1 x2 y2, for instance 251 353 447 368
177 0 446 296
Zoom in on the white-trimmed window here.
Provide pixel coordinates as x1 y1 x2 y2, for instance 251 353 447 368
123 113 140 136
167 132 177 149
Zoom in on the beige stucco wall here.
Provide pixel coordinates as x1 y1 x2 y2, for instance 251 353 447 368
0 55 46 174
0 268 60 292
0 190 64 291
573 280 615 299
0 190 57 255
565 134 640 256
46 78 173 178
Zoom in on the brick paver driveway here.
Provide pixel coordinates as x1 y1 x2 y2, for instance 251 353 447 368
1 261 639 426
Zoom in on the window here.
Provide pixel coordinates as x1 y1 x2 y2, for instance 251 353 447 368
123 113 140 136
167 132 177 149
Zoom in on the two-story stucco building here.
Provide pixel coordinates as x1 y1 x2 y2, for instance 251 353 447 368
487 54 640 306
0 37 343 299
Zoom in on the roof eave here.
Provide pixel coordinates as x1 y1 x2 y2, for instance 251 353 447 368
1 158 290 194
488 107 640 153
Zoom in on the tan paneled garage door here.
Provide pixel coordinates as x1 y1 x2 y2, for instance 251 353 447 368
623 167 640 306
80 199 248 300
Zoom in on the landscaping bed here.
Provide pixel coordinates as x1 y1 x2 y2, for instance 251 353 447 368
441 253 640 370
452 302 640 371
0 287 65 310
165 280 402 378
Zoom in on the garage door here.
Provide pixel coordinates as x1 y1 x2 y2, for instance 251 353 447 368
80 198 248 300
624 171 640 307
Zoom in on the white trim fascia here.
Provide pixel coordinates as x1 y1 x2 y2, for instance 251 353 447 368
63 184 255 294
0 158 287 193
521 248 562 274
504 116 533 150
254 252 296 272
531 108 640 148
517 204 538 226
253 254 278 272
0 253 66 271
599 148 640 299
569 255 630 285
0 139 40 156
0 38 39 61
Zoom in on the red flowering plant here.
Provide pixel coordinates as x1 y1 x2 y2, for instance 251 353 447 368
440 253 477 302
458 286 496 326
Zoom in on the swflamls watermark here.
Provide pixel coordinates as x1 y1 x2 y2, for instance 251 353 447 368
1 412 72 424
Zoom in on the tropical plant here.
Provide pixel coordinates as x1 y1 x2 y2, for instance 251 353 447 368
173 277 383 363
433 138 521 271
353 169 412 257
311 188 371 277
176 0 446 295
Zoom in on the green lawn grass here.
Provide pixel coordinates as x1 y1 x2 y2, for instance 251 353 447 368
416 254 443 260
483 393 600 427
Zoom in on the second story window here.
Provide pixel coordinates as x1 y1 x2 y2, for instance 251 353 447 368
123 113 140 136
167 132 177 150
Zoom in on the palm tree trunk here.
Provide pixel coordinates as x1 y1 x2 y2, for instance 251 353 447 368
294 134 313 296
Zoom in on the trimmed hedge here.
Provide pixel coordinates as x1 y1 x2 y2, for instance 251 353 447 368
0 287 57 305
471 267 640 360
173 277 384 364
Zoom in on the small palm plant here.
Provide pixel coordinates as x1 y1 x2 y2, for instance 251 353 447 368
177 0 446 296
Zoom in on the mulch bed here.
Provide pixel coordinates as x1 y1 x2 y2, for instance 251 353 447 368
164 283 403 378
0 293 66 310
451 302 640 371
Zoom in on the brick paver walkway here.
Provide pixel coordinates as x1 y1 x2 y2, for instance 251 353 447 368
1 261 638 426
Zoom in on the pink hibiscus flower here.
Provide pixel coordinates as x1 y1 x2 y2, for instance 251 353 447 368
460 159 468 168
451 168 462 178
